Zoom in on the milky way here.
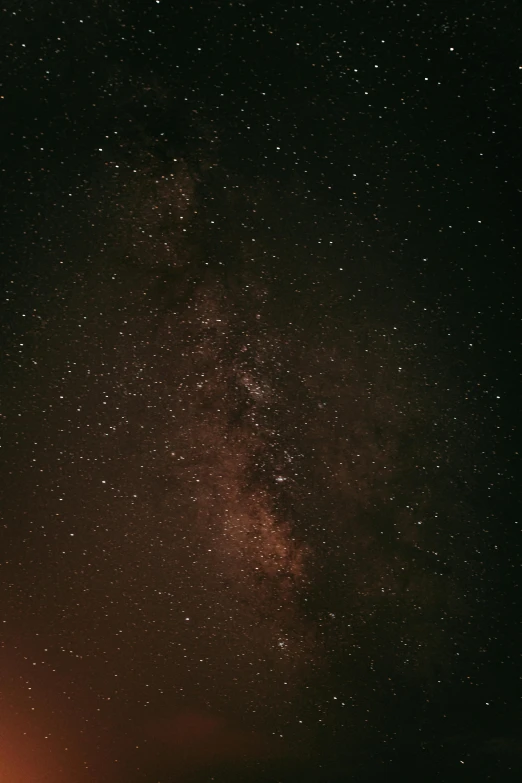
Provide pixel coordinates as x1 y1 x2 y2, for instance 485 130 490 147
2 3 518 780
1 144 486 781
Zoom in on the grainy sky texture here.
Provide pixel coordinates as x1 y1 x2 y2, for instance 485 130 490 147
1 2 521 781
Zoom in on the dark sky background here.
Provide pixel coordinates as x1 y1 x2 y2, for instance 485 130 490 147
1 1 521 781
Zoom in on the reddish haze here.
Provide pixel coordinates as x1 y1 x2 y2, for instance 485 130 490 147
138 708 288 774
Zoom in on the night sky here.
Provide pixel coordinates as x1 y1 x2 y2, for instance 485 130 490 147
1 1 521 781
